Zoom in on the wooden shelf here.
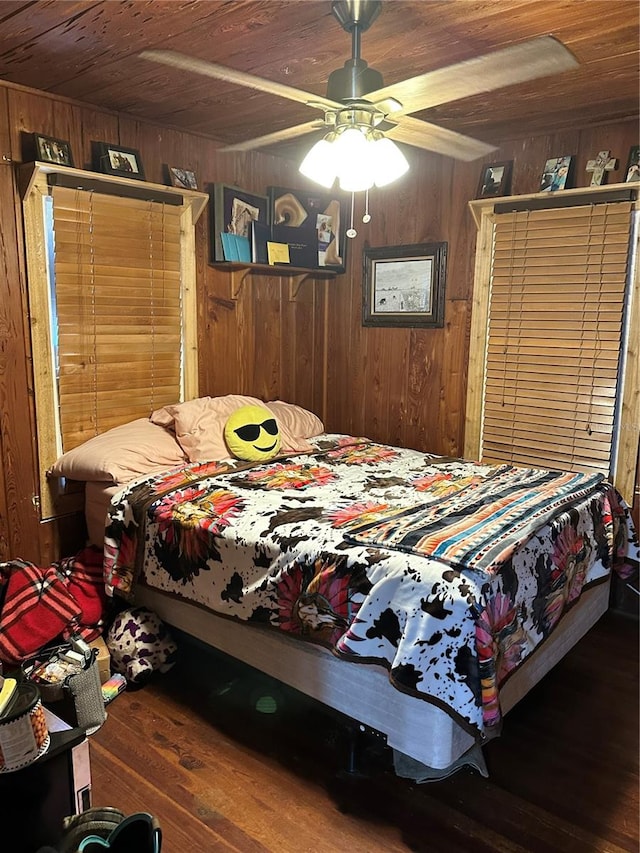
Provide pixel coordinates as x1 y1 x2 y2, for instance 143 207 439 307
468 181 638 229
18 161 209 222
210 261 338 300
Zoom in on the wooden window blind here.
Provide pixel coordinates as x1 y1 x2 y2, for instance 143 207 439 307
481 200 633 476
51 186 184 451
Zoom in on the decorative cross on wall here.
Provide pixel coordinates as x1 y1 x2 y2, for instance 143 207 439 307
586 150 618 186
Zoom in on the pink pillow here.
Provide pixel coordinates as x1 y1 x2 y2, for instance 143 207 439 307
266 400 324 438
47 418 186 484
151 396 313 462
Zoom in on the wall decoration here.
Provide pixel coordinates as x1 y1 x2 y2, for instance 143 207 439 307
625 145 640 182
28 133 74 167
476 161 513 198
585 150 617 186
267 186 347 272
93 142 145 180
539 155 573 192
167 166 198 189
210 184 269 263
362 242 447 328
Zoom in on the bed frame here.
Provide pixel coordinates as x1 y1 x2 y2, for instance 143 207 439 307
135 577 610 773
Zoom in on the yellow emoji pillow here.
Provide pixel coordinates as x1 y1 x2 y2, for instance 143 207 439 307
224 405 281 462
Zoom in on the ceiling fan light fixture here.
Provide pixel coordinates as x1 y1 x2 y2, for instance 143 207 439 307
300 123 407 193
371 136 409 187
299 137 338 188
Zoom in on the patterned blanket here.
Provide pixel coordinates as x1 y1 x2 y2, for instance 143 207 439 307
103 436 639 736
344 464 605 575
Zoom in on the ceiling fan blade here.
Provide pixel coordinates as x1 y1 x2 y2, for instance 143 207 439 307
140 49 342 111
366 36 579 117
219 121 322 152
387 117 497 161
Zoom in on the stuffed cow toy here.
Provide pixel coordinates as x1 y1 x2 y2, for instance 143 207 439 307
106 606 177 686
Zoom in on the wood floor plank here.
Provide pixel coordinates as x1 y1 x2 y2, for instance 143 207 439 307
87 611 639 853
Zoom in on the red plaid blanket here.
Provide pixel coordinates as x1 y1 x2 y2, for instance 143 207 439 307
0 547 106 665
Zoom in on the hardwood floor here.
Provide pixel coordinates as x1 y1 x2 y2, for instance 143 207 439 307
88 611 639 853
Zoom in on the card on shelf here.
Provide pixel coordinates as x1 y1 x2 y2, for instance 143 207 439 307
267 241 290 265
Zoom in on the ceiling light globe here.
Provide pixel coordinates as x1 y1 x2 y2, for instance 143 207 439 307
372 137 409 187
299 138 338 188
335 127 375 192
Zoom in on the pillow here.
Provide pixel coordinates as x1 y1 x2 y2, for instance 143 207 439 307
224 405 281 462
151 395 313 462
151 395 262 461
266 400 324 438
46 418 187 484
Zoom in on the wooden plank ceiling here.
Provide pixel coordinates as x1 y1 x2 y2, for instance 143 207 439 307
0 0 638 161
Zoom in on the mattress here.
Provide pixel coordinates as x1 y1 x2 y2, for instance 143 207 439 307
85 481 123 548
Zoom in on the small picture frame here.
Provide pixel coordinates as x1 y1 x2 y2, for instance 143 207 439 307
93 142 145 180
539 155 573 192
476 160 513 198
167 166 198 190
31 133 74 167
625 145 640 182
362 242 447 328
210 183 269 263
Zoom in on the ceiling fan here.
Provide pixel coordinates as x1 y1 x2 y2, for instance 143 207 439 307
140 0 579 162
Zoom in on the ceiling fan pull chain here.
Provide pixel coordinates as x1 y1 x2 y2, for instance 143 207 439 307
363 188 371 223
347 192 357 238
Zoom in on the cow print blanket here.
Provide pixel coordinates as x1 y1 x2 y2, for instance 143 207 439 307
103 435 638 735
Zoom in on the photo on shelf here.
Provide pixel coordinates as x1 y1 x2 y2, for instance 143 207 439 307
25 133 74 167
625 145 640 182
167 166 198 189
539 155 573 192
476 161 513 198
210 183 269 263
92 142 145 180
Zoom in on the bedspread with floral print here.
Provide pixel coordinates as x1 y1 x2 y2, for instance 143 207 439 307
103 436 639 736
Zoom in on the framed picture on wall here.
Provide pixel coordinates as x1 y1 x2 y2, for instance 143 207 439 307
476 161 513 198
362 242 447 328
210 183 269 263
92 142 145 180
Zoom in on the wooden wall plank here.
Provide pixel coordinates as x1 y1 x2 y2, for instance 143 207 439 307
0 162 41 561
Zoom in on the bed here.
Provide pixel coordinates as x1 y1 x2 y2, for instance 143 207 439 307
49 396 639 779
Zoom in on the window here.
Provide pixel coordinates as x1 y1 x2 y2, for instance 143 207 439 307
466 188 639 503
22 164 205 518
50 187 184 450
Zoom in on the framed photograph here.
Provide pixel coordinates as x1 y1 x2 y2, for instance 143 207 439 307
476 160 513 198
210 183 269 263
31 133 74 167
362 242 447 328
92 142 145 180
267 186 348 272
167 166 198 190
625 145 640 182
539 155 573 192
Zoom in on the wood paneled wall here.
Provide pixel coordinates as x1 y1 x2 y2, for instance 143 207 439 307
0 79 637 565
